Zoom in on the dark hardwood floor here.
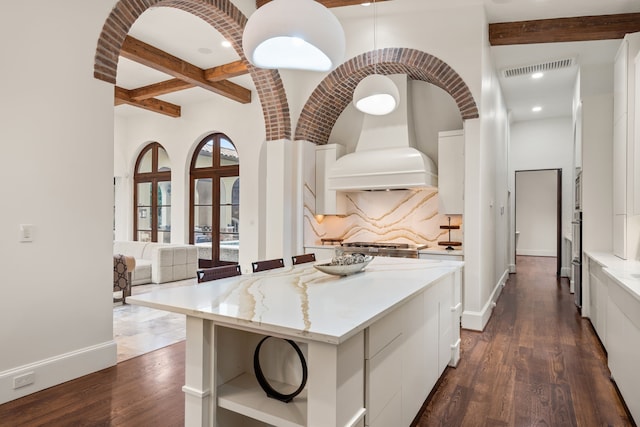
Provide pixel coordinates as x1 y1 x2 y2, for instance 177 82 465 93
0 256 635 426
416 256 635 427
0 341 186 426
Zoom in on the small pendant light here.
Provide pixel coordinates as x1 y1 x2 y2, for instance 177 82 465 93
353 0 399 115
243 0 346 72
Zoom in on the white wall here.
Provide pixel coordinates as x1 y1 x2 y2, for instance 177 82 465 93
509 117 574 269
461 24 510 331
515 170 558 256
0 0 117 403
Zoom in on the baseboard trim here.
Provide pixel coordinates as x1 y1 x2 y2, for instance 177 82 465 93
516 249 556 257
0 340 117 404
462 269 509 331
509 264 516 273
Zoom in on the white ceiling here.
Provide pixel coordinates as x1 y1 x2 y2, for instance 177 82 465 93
114 0 640 122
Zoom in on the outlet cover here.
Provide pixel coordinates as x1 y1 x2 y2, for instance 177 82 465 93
13 372 34 389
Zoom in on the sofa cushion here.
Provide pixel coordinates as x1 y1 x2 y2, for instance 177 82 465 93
132 259 152 285
141 243 163 261
114 241 148 259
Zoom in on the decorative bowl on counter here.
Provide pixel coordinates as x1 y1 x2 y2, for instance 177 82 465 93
313 254 374 276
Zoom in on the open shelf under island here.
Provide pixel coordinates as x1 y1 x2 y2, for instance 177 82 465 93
127 256 464 427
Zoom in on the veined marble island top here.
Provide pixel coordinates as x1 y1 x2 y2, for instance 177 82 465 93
127 257 464 344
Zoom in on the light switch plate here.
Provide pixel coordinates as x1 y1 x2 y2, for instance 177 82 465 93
20 224 33 242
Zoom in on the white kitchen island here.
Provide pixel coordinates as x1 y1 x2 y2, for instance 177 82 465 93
127 257 464 427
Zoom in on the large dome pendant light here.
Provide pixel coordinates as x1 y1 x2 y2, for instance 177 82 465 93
243 0 346 72
353 0 399 116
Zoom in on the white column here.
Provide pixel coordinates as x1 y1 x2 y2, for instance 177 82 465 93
182 316 215 427
306 332 366 427
261 139 295 261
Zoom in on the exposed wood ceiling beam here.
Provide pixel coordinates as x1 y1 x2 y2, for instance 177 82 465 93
204 60 248 81
124 61 249 102
115 86 181 118
256 0 389 8
128 79 194 101
120 36 251 103
489 13 640 46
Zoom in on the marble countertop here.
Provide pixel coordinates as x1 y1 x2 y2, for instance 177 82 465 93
127 257 463 345
585 251 640 302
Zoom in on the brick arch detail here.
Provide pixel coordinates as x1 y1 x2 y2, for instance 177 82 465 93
93 0 290 141
295 48 479 145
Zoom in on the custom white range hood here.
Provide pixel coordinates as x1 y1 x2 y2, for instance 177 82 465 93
328 75 438 191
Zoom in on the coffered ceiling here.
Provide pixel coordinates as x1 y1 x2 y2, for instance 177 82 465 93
114 0 640 122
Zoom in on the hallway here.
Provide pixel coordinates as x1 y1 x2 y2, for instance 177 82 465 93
416 256 635 426
0 256 635 426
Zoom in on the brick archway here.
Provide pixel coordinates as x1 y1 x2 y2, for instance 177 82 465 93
295 48 479 145
94 0 290 142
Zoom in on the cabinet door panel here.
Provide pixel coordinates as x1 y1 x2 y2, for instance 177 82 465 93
613 115 628 216
607 283 640 422
401 294 428 424
367 304 403 358
368 392 401 427
366 335 402 423
589 271 599 337
613 214 627 259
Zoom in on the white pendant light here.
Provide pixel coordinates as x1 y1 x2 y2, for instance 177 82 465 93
243 0 346 72
353 74 400 115
353 0 398 115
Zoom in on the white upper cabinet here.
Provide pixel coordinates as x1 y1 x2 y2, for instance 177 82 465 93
437 130 464 215
612 33 640 259
614 40 628 122
634 49 640 215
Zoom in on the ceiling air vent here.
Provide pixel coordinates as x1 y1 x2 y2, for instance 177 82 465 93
502 58 576 78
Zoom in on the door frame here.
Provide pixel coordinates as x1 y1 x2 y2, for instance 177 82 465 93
514 168 562 276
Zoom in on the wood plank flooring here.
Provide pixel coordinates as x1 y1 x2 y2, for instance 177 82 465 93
415 256 635 426
0 256 635 426
0 341 186 426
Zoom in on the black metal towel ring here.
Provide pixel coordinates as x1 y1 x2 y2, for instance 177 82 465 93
253 336 308 403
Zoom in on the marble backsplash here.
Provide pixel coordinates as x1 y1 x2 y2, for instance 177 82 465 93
304 187 463 247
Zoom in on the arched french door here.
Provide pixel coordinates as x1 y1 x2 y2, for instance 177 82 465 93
133 142 172 243
190 133 239 266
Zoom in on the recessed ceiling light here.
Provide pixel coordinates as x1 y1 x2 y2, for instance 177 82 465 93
532 106 542 112
532 72 544 79
197 47 213 55
361 2 371 6
221 40 232 48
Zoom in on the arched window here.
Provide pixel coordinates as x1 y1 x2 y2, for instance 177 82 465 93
133 143 171 243
190 133 239 266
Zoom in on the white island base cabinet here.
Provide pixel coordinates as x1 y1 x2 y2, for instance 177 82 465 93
127 258 464 427
182 272 461 427
366 271 460 427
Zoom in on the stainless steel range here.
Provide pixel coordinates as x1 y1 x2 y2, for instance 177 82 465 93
340 242 428 259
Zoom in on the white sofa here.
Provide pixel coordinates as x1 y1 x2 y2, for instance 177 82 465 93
113 241 198 285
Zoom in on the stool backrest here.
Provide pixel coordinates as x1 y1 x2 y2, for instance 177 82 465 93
197 264 241 283
292 253 316 265
251 258 285 273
